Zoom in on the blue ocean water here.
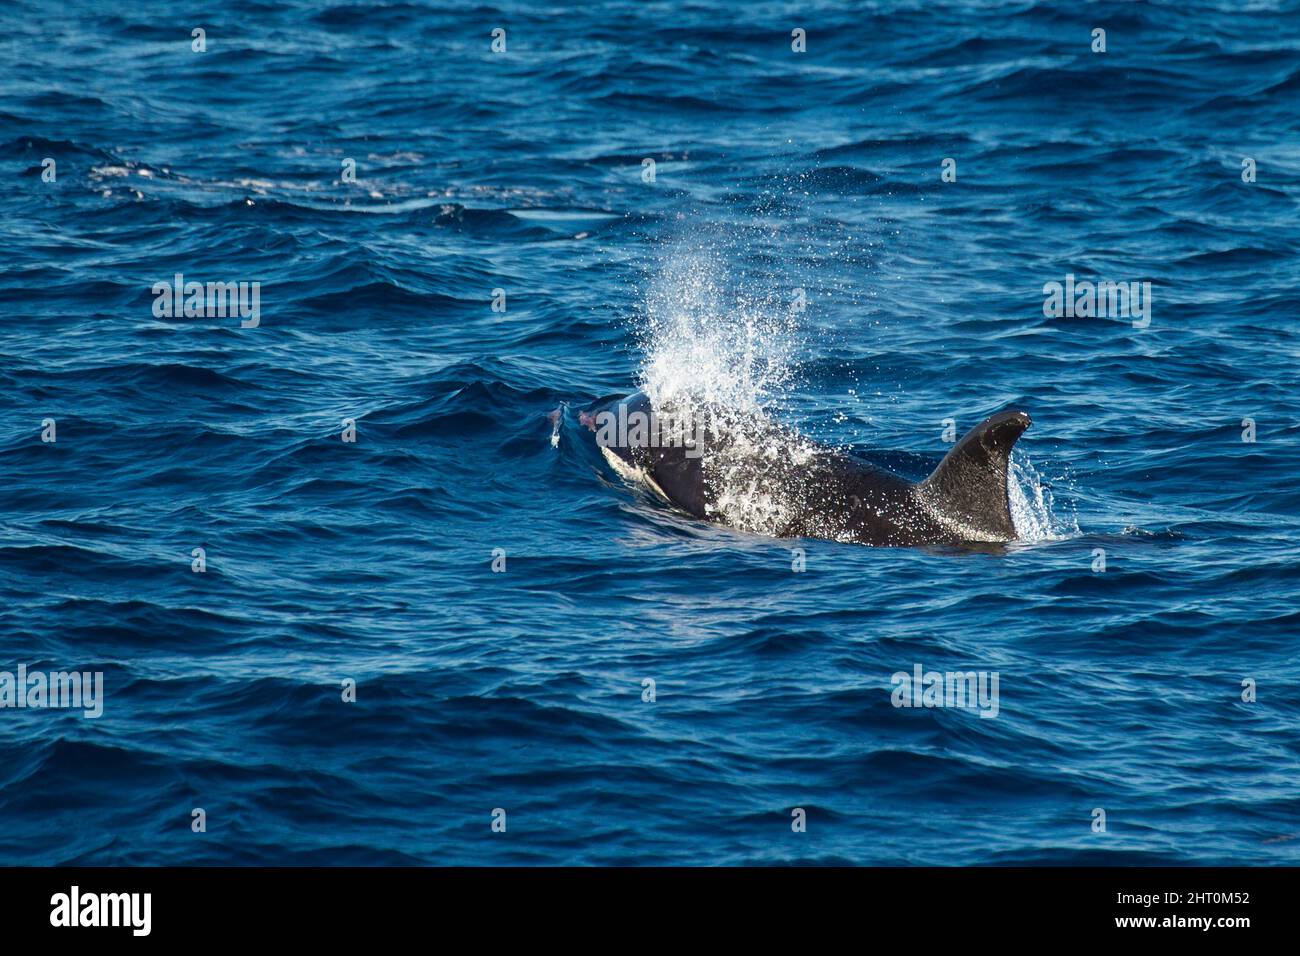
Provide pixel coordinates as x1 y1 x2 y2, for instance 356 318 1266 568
1 0 1298 866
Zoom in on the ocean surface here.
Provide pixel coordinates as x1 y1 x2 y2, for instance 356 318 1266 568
1 0 1298 866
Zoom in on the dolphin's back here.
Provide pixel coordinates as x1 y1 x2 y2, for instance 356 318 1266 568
585 392 1032 547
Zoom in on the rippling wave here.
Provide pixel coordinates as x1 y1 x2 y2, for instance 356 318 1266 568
1 0 1298 865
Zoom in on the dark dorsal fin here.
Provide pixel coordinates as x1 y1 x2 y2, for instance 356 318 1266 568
918 410 1032 540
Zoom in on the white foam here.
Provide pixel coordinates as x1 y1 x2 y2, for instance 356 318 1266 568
1008 451 1080 542
633 242 812 536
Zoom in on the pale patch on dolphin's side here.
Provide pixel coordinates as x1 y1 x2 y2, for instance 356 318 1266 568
600 445 672 504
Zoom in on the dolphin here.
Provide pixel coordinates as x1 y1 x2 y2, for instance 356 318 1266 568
579 391 1032 547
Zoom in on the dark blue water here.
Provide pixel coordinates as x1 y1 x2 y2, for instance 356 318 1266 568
1 0 1298 865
